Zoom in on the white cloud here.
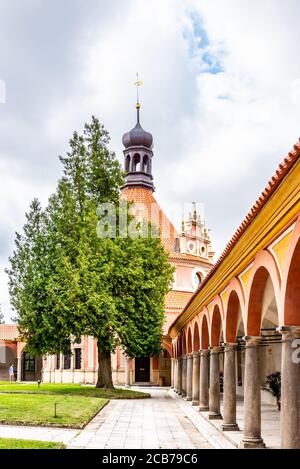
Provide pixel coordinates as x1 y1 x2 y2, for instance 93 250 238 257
1 0 300 319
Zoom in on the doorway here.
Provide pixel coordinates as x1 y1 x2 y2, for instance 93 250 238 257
135 357 150 382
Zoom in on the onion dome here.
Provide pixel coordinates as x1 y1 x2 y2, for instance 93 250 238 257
122 105 153 149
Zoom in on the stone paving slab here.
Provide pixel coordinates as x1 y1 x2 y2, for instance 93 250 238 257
169 391 236 449
0 424 78 444
210 396 281 449
171 392 281 449
68 388 212 449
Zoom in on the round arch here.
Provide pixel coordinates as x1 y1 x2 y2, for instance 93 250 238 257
182 333 187 356
187 327 193 354
225 289 245 343
283 237 300 325
193 321 200 352
210 304 223 346
246 250 281 335
280 216 300 326
200 313 210 350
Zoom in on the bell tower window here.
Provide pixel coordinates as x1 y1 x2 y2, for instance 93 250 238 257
133 153 141 171
143 155 149 173
125 155 130 173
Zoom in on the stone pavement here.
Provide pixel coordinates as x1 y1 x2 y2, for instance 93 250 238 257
204 394 281 449
68 388 214 449
0 424 78 444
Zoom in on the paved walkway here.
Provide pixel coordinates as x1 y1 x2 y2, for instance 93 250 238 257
3 388 280 449
68 388 213 449
0 425 78 444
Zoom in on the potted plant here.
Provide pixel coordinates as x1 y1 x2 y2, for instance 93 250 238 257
262 371 281 410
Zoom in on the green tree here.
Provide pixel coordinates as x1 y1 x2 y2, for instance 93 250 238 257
6 117 173 388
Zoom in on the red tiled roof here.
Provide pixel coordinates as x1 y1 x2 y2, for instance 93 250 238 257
0 324 19 341
171 138 300 322
121 187 176 251
165 290 194 310
121 187 213 263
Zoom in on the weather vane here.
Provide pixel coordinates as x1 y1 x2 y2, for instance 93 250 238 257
134 72 143 109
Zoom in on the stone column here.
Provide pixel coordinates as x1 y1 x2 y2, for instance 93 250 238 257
199 349 209 411
222 343 239 431
278 326 300 449
239 336 265 448
171 358 174 388
173 359 177 392
175 359 179 392
182 355 187 398
177 356 182 395
17 356 22 382
125 356 131 388
186 354 193 401
209 346 222 419
192 352 200 405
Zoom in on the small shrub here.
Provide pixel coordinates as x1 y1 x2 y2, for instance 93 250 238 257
262 371 281 410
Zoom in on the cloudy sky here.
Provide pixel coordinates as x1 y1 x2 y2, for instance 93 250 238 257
1 0 300 321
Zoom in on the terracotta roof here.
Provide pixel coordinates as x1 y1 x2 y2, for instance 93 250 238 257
0 324 19 341
121 187 176 250
121 187 213 265
170 138 300 326
165 290 194 310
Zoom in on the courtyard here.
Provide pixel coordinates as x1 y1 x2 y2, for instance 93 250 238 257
0 383 282 449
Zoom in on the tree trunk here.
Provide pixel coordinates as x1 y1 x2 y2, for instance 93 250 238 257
96 342 114 389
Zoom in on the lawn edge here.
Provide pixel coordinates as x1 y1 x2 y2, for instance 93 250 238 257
0 390 151 399
0 399 109 430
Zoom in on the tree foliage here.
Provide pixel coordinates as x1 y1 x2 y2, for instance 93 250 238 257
6 117 173 387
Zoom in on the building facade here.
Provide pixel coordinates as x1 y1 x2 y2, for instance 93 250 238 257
0 324 42 381
169 139 300 449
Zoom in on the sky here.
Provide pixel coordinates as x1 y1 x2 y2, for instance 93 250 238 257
1 0 300 321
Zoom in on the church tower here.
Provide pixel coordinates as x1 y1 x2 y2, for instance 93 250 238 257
122 101 154 192
119 81 215 387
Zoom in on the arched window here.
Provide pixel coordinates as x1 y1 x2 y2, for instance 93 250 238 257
192 269 203 290
142 155 149 173
133 153 141 171
125 155 130 172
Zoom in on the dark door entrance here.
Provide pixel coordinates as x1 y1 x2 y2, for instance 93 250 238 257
135 357 150 382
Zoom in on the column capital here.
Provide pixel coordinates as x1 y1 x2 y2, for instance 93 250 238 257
277 325 300 339
243 335 261 346
200 349 210 357
223 342 238 352
192 351 200 358
187 353 193 359
209 346 221 354
182 354 187 361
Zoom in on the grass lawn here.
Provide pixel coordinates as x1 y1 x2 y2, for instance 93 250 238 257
0 393 107 428
0 382 150 399
0 438 66 449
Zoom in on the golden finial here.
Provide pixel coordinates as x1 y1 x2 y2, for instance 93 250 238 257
134 72 143 109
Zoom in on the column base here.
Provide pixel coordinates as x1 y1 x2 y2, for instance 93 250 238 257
186 397 192 401
192 400 199 406
221 423 239 431
199 405 209 411
182 393 187 398
208 412 223 420
124 384 131 389
178 391 182 396
239 438 265 449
